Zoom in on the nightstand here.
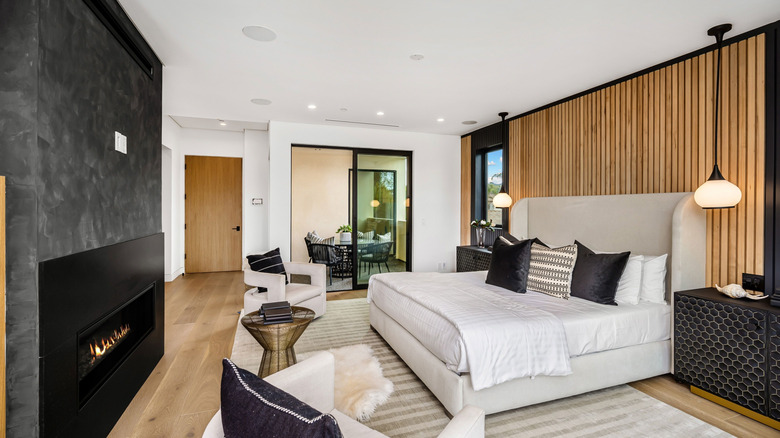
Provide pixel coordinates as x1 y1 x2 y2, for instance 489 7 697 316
674 287 780 429
456 246 491 272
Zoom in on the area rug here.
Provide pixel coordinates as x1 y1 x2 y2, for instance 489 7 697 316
231 299 732 437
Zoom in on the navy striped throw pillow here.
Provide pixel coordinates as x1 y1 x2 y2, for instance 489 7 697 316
221 359 342 438
247 248 288 284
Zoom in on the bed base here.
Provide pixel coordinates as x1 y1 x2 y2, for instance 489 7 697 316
370 302 671 416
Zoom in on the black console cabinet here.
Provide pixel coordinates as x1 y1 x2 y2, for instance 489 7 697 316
674 288 780 426
456 246 492 272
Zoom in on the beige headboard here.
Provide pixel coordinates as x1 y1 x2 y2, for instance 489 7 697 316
510 193 706 298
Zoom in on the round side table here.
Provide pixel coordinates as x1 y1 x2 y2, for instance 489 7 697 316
241 306 315 377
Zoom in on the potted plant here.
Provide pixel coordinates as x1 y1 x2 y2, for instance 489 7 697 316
470 219 494 248
337 225 352 243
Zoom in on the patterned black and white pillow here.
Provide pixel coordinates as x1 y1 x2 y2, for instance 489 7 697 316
526 243 578 299
220 359 343 437
310 235 335 245
247 248 288 284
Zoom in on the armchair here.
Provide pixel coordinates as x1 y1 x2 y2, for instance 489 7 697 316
243 257 327 317
203 352 485 438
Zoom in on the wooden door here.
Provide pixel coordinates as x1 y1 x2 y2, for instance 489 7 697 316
185 156 242 272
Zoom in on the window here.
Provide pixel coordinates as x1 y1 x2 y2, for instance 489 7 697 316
474 146 503 227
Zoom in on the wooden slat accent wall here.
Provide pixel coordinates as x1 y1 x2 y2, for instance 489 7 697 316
507 35 765 287
460 137 472 245
1 176 6 436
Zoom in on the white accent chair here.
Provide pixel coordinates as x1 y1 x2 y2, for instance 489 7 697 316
203 352 485 438
243 257 327 317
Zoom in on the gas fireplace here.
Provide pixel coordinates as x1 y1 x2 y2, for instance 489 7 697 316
77 285 154 406
39 234 164 438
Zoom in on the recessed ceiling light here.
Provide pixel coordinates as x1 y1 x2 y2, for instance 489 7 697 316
219 120 227 126
377 111 384 116
242 26 277 42
308 104 317 110
437 118 445 122
251 98 272 105
410 54 425 61
340 108 348 112
462 120 477 125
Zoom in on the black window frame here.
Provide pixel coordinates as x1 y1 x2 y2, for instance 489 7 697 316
469 122 509 238
474 145 504 228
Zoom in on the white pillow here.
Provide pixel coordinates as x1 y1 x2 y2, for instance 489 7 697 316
640 254 668 304
614 255 643 305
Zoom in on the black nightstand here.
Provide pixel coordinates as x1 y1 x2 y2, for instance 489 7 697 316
674 287 780 429
456 246 491 272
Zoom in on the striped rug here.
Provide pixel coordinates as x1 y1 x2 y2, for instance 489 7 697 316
231 299 731 437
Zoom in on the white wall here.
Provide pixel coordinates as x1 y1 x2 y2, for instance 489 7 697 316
268 121 461 273
161 118 270 280
161 116 183 281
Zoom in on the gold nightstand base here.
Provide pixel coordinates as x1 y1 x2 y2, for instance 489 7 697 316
691 386 780 431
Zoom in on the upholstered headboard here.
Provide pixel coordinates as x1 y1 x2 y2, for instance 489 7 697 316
510 193 706 299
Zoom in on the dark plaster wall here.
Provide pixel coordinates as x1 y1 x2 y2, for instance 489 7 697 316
1 0 162 435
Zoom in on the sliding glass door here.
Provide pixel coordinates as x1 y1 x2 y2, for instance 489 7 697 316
291 146 412 291
352 152 411 288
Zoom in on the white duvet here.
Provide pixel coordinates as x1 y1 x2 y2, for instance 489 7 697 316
368 272 572 391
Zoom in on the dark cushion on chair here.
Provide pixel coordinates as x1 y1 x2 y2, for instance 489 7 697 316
221 359 342 438
571 241 630 305
485 236 534 293
247 248 288 284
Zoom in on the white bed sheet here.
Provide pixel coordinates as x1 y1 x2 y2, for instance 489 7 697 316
367 270 670 374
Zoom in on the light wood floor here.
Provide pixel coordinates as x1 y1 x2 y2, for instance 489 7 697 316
109 272 779 437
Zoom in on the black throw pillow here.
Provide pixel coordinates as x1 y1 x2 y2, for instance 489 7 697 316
485 236 534 293
570 240 630 305
500 233 547 248
247 248 288 284
220 359 342 438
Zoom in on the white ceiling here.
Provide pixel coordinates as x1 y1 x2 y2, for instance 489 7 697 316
119 0 780 136
170 115 268 132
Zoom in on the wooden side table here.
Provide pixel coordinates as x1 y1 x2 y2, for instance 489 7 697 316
241 306 315 377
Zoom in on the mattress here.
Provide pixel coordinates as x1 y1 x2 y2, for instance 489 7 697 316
367 270 671 374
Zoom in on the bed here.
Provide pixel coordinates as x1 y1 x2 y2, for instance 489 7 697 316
368 193 706 415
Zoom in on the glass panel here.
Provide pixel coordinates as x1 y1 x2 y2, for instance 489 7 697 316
355 154 409 286
291 147 353 292
485 148 503 227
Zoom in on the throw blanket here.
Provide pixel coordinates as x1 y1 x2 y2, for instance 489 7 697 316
368 272 572 391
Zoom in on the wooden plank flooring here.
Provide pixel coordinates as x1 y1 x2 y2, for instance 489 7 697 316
109 272 779 437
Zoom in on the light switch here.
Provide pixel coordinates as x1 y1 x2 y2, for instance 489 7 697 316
115 131 127 154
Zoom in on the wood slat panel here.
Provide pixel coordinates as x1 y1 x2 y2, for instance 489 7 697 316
460 137 472 245
505 34 765 287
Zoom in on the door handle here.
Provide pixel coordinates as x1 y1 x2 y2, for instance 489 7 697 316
232 226 241 231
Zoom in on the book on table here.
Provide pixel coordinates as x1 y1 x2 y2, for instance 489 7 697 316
259 301 290 316
263 306 293 325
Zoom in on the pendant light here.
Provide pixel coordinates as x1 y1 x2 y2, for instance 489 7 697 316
694 24 742 209
492 112 513 208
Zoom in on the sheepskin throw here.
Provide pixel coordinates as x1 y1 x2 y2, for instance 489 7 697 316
329 344 393 421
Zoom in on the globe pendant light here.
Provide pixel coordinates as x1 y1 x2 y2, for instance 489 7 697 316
492 112 513 208
694 24 742 209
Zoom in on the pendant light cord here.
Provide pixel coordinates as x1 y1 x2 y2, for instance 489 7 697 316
713 31 723 167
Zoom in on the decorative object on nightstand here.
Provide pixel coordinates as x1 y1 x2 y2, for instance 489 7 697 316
457 245 492 272
470 219 494 248
674 288 780 430
715 283 769 300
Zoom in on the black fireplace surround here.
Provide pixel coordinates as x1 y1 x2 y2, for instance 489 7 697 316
39 234 164 437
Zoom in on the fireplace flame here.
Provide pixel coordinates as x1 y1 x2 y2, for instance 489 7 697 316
89 324 131 365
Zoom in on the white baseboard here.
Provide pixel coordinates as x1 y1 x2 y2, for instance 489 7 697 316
165 267 184 283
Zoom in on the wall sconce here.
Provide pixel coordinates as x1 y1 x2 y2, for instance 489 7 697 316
694 24 742 209
370 199 380 207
